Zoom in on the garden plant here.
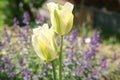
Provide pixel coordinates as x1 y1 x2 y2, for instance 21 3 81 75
0 2 120 80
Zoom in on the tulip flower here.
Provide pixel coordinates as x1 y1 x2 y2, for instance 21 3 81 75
32 24 57 62
47 2 74 35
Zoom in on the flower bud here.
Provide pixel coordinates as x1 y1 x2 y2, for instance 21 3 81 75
32 24 57 62
47 2 74 35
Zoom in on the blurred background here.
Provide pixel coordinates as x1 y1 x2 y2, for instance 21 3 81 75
0 0 120 43
0 0 120 79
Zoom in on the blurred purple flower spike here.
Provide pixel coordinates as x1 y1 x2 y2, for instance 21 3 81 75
73 69 77 75
23 11 29 24
0 45 4 50
22 68 30 80
112 52 117 61
13 17 19 27
22 12 30 31
4 57 11 63
4 63 10 69
91 30 100 46
101 55 107 61
100 61 107 70
23 53 28 58
35 12 45 23
81 32 88 45
0 67 2 72
3 57 11 69
0 38 4 50
83 46 96 60
69 29 78 41
91 70 101 76
6 72 16 77
83 78 88 80
67 48 74 60
65 60 71 66
80 49 88 55
3 26 10 42
23 19 28 24
23 12 29 19
18 58 25 66
89 46 96 55
85 63 92 68
23 25 30 31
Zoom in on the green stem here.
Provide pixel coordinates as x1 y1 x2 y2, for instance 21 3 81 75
59 35 63 80
52 60 56 80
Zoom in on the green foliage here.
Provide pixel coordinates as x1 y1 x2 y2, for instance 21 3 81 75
0 0 47 26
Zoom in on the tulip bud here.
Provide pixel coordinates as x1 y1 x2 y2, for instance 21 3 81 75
47 2 74 35
32 24 57 62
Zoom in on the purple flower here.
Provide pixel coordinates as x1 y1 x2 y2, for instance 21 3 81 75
84 55 89 61
0 67 2 72
0 39 4 50
22 68 30 80
23 19 28 24
22 68 30 75
83 78 88 80
91 77 99 80
78 61 85 66
91 70 101 76
6 72 16 77
88 46 96 55
65 60 71 66
23 53 28 58
3 26 10 42
73 69 77 75
80 49 88 55
90 30 100 46
23 74 31 80
18 58 25 66
0 45 4 50
101 55 107 61
65 29 78 44
81 32 87 45
112 52 117 61
3 57 12 69
78 68 84 75
4 63 15 69
83 46 96 60
23 12 29 19
18 28 27 41
100 61 107 70
4 57 11 63
67 48 74 60
23 12 29 24
85 63 91 68
69 29 78 42
35 12 45 24
22 25 30 31
13 17 19 27
4 63 10 69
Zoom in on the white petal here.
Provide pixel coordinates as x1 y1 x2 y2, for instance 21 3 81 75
63 2 74 13
47 2 57 13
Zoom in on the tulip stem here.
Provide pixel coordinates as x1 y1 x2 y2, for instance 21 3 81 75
52 60 56 80
59 35 63 80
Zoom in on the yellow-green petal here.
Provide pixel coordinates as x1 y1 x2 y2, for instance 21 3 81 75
32 23 57 62
47 2 74 35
